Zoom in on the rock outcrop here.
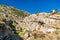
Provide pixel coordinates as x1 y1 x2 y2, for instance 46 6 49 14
23 12 58 32
23 10 60 40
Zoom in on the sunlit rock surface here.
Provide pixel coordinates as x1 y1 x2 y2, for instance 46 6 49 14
23 10 60 34
0 5 60 40
23 11 60 40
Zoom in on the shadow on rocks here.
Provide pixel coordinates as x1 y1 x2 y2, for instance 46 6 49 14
3 35 24 40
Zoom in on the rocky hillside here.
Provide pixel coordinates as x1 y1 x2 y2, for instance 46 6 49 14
23 10 60 40
0 5 60 40
0 5 30 40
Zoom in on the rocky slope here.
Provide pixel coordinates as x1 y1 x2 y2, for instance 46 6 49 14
0 5 60 40
0 5 30 40
23 10 60 40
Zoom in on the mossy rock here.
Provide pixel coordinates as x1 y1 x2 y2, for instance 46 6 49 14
55 30 60 34
18 29 26 37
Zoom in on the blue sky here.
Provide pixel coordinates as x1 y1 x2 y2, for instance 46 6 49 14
0 0 60 14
